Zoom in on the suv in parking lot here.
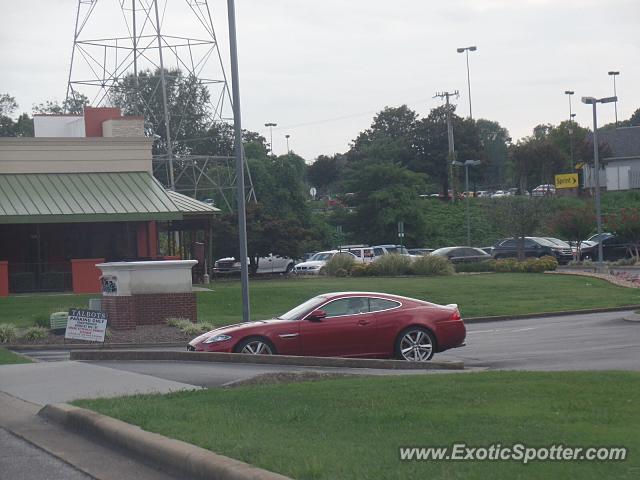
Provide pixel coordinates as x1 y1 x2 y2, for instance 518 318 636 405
492 237 573 264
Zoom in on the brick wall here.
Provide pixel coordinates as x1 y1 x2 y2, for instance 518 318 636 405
103 293 197 330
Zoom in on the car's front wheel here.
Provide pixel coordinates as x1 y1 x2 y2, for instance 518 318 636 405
234 337 277 355
395 327 435 361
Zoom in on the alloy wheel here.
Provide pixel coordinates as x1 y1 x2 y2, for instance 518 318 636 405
240 340 273 355
399 329 433 361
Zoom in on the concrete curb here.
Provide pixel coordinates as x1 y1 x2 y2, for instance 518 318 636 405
9 342 185 351
39 403 292 480
69 350 464 370
623 312 640 322
464 305 640 324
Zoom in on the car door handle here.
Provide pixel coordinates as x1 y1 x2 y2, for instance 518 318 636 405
357 319 371 326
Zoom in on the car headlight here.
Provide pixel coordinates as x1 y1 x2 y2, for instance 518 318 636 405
204 334 232 344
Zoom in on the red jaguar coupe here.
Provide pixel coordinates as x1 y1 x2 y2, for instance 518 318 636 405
188 292 466 361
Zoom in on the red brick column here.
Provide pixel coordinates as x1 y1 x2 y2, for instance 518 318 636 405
102 296 136 330
103 293 197 330
0 261 8 297
71 258 105 294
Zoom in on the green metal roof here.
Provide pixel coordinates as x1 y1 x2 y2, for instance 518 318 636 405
0 172 185 224
167 190 220 216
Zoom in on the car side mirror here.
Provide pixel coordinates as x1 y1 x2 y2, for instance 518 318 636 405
307 309 327 321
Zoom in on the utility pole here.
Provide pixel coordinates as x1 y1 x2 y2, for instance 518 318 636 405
434 91 459 202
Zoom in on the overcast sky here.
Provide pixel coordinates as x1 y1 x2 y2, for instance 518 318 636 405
1 0 639 161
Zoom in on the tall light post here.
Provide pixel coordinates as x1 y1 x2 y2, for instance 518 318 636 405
285 134 290 154
227 0 250 321
456 46 477 119
452 159 481 246
565 90 575 169
607 71 620 126
582 95 617 267
264 122 277 155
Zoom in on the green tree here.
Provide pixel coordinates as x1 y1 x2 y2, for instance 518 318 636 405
348 105 418 166
414 105 483 195
344 163 428 246
605 208 640 257
476 119 510 189
306 154 344 193
491 197 548 260
33 93 90 115
547 204 595 257
510 137 566 192
0 94 34 137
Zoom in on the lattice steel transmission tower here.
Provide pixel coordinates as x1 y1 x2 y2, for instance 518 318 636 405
66 0 255 210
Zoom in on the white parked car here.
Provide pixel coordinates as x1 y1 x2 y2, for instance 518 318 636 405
293 250 358 275
491 190 509 198
371 245 420 261
531 184 556 197
214 254 294 275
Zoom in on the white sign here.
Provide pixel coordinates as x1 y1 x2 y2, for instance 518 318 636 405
65 309 108 343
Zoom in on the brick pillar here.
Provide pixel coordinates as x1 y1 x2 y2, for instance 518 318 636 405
102 296 136 330
0 261 8 297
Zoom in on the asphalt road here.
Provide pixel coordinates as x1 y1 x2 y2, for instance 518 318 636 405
438 310 640 370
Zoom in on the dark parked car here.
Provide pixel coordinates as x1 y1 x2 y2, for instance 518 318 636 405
580 235 634 261
188 292 466 362
492 237 573 264
430 247 492 263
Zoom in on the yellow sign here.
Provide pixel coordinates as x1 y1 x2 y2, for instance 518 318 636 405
555 173 579 189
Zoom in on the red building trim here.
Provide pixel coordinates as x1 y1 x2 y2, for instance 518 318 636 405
71 258 104 294
0 261 8 297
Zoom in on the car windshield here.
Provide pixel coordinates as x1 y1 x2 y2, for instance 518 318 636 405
587 233 612 243
277 295 327 321
532 237 555 247
544 238 571 248
385 246 409 255
309 252 332 261
431 247 453 256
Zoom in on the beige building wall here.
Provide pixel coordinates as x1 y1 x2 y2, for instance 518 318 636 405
0 138 153 174
102 118 145 138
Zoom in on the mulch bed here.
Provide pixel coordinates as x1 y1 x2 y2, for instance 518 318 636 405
8 324 192 347
547 270 640 288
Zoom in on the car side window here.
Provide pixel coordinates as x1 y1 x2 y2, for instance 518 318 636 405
369 298 400 312
524 239 537 248
373 248 384 256
321 297 368 317
501 239 516 248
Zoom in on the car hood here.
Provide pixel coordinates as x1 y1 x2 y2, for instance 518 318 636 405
295 260 325 268
189 318 291 345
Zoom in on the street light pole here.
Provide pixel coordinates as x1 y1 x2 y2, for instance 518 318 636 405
565 90 575 169
264 122 277 155
457 46 477 119
285 134 290 154
227 0 250 322
582 95 617 268
452 159 481 246
608 71 620 126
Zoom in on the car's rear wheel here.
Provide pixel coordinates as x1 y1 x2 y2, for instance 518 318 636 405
396 327 435 361
234 337 276 355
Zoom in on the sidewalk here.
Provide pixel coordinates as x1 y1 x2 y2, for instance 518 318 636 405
0 392 181 480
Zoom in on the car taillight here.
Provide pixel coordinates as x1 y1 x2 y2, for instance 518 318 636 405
450 310 461 321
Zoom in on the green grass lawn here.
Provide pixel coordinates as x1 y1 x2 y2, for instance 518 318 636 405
0 293 92 328
74 371 639 480
1 274 640 328
195 274 640 327
0 347 33 364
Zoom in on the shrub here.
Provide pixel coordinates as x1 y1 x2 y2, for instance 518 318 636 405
167 318 212 335
454 260 496 273
538 255 559 271
613 256 639 266
325 254 356 276
371 254 412 276
350 264 369 277
494 258 519 273
335 268 349 278
34 315 51 328
410 255 455 276
523 257 545 273
0 324 18 344
22 326 48 341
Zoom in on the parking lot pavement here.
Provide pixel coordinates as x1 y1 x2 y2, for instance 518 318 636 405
439 310 640 371
0 427 91 480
